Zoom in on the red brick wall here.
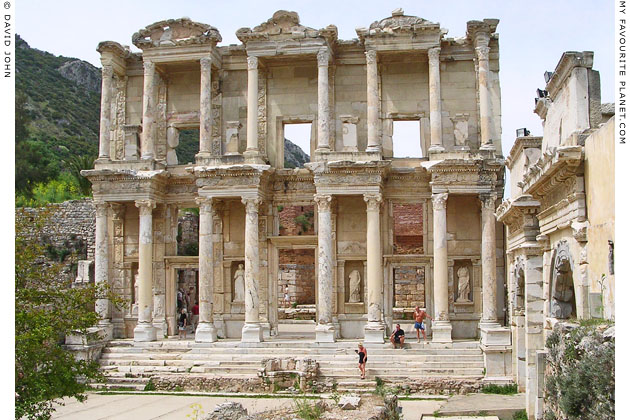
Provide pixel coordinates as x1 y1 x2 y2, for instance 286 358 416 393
393 203 423 254
278 205 315 236
278 249 315 305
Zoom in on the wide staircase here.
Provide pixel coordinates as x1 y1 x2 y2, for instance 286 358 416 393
95 338 485 392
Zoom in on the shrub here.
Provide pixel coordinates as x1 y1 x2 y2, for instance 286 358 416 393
293 398 324 420
481 383 518 395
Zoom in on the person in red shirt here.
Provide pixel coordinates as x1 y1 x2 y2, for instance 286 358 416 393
191 302 199 332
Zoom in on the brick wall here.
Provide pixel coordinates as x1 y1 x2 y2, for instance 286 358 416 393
394 266 425 308
278 249 315 305
278 205 315 236
393 203 423 254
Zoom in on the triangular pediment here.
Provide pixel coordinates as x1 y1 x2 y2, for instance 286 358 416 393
132 17 222 49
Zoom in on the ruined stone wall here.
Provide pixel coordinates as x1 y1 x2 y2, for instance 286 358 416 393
393 203 423 254
18 198 96 261
278 248 316 305
278 205 315 236
394 266 425 308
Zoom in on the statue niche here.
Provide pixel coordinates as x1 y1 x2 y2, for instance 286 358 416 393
455 266 471 302
348 270 362 303
233 263 245 302
550 257 575 319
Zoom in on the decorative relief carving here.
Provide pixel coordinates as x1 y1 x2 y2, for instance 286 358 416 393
242 197 261 213
317 48 330 66
257 69 267 156
211 79 222 156
550 241 575 319
132 18 221 49
114 75 127 160
247 56 258 70
313 194 333 212
135 199 156 215
363 193 382 211
475 46 490 61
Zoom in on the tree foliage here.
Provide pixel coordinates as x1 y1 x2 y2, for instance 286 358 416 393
15 209 119 419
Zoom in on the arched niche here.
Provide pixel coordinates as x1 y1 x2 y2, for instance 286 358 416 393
549 241 576 319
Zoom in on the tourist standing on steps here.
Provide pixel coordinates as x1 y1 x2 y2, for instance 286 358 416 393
390 323 406 349
178 308 188 339
191 302 199 331
413 306 433 343
355 343 367 379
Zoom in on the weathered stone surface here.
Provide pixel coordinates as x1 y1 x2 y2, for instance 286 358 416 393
339 395 361 410
202 402 254 420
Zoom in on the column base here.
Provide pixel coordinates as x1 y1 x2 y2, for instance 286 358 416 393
153 320 168 338
315 323 336 343
480 322 511 346
363 321 385 343
243 150 265 164
133 322 157 342
94 157 111 165
431 320 453 343
241 322 263 342
428 145 445 153
97 321 114 342
195 322 218 343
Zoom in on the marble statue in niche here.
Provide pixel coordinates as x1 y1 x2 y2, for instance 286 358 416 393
233 263 245 302
348 269 362 303
456 266 471 302
551 258 574 319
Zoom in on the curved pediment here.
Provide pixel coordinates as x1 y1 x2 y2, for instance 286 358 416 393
132 17 222 49
236 10 337 44
357 8 441 43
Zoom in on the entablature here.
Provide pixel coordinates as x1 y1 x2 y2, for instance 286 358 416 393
308 160 390 196
425 158 504 194
519 146 583 197
82 168 170 202
506 136 542 170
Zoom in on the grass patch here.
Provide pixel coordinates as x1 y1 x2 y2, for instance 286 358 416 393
481 383 518 395
293 397 325 420
143 379 156 391
512 409 528 420
96 390 321 399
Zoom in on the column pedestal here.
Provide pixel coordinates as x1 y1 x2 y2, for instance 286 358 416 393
431 321 453 343
241 323 263 342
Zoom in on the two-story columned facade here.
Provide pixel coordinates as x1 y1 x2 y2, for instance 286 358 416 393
85 10 509 372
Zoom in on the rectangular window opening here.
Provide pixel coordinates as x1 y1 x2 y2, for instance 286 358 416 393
176 128 200 165
283 123 311 168
392 120 423 158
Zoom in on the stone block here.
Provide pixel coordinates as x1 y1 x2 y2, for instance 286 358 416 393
339 395 361 410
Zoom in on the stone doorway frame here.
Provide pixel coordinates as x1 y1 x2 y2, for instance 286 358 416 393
268 235 318 336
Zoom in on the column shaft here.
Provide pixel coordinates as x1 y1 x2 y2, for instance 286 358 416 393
314 194 335 342
141 61 156 159
134 200 157 341
94 202 111 329
316 49 330 152
428 48 444 152
481 193 498 323
246 56 259 154
365 50 381 153
195 197 218 342
432 192 452 342
241 197 262 342
199 57 213 156
476 46 493 150
364 193 384 343
98 66 114 159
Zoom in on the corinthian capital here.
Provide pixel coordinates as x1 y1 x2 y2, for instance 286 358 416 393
94 201 109 218
143 60 155 73
428 47 441 63
102 64 114 79
475 46 490 61
479 193 497 210
432 192 448 210
195 196 214 214
317 48 330 66
135 199 156 216
200 56 212 71
247 56 258 70
242 196 260 213
365 49 377 65
314 194 333 212
110 203 126 220
363 193 382 211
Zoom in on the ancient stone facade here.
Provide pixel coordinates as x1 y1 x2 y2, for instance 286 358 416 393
85 9 508 377
497 51 614 419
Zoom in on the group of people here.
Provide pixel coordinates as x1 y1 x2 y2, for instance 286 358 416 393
177 286 199 339
356 306 432 379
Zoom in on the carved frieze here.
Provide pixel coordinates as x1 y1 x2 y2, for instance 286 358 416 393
257 68 267 156
114 75 127 160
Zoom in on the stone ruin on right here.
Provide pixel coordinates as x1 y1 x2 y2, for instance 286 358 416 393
497 51 615 419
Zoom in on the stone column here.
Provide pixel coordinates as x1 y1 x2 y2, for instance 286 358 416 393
314 194 335 342
141 61 156 160
523 250 544 418
476 45 493 151
195 197 218 342
244 56 260 160
133 199 157 342
241 197 263 342
94 201 113 340
365 50 381 153
316 49 330 152
432 192 452 342
98 65 114 160
364 193 385 343
198 56 213 157
427 47 444 153
480 193 498 325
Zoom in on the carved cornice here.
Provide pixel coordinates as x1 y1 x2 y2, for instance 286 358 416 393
97 41 131 58
519 146 583 198
495 195 541 238
534 97 551 120
545 51 594 100
132 18 222 49
356 8 441 43
506 136 542 170
236 10 338 45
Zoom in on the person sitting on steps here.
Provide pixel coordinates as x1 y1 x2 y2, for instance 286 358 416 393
390 323 406 349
